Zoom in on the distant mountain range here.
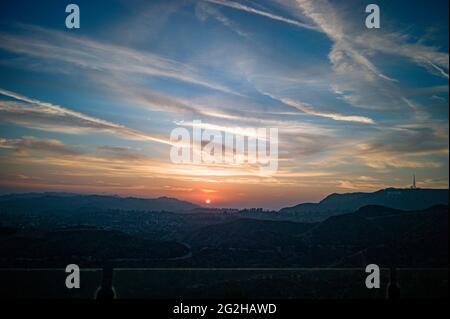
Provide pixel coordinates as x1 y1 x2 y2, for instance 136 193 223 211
0 189 448 269
0 188 447 223
1 188 448 218
0 192 199 213
279 188 449 222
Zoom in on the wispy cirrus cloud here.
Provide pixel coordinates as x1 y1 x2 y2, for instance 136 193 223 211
0 24 238 95
0 136 81 156
261 91 375 124
223 0 448 113
0 0 447 204
196 1 250 38
204 0 319 31
294 0 448 77
292 0 449 111
313 126 448 171
208 0 448 79
0 88 172 145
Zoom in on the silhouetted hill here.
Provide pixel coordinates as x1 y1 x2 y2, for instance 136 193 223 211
279 188 449 222
301 205 445 244
0 192 199 213
0 227 189 267
0 191 448 268
187 218 314 249
331 205 449 267
185 205 448 268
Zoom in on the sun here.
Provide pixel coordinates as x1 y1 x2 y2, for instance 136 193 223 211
205 199 211 204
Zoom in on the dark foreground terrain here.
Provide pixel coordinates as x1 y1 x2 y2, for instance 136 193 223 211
0 190 448 298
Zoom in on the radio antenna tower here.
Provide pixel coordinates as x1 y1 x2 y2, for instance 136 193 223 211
411 174 417 189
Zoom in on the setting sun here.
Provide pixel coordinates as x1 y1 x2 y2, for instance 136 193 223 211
205 199 211 204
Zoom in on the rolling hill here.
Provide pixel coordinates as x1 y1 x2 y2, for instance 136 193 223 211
279 188 449 222
0 192 199 213
0 226 189 267
186 204 448 268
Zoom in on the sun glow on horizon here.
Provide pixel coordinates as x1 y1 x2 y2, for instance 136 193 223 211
0 0 447 210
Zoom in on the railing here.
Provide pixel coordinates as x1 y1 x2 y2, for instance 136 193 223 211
0 268 448 299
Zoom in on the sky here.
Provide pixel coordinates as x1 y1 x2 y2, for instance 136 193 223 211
0 0 448 209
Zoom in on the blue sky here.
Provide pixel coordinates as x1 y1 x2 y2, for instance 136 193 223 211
0 0 448 209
